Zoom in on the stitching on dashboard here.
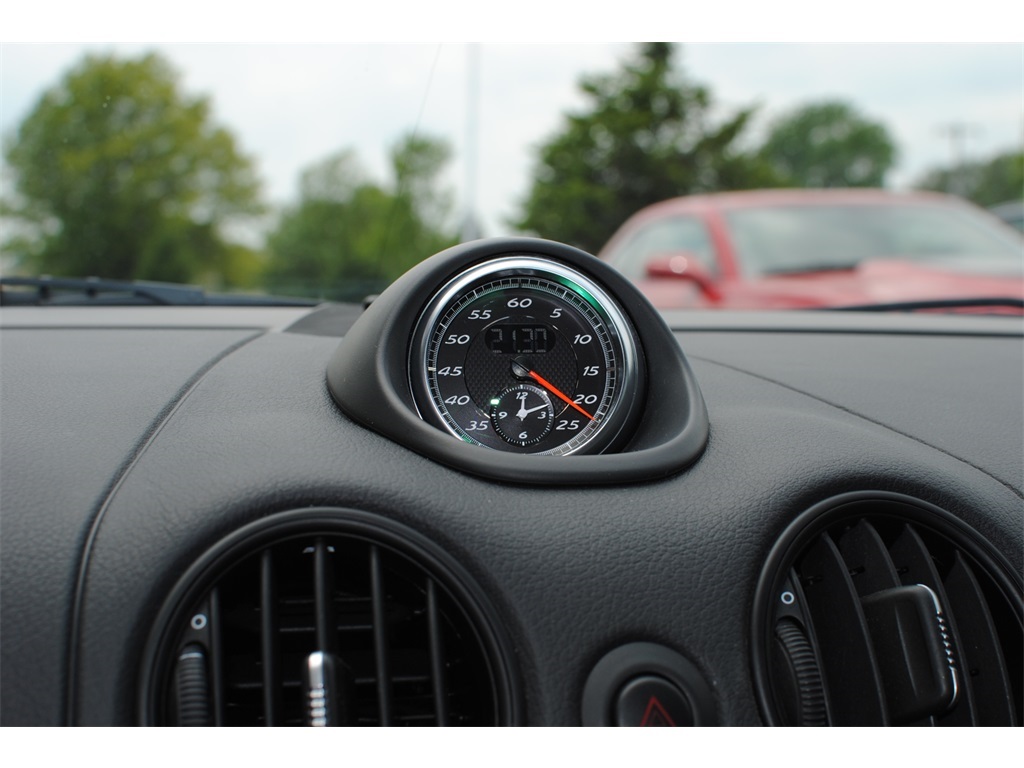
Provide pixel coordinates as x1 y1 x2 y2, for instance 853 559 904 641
63 330 264 726
688 353 1024 501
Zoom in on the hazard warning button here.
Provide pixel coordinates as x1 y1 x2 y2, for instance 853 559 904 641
581 643 715 726
614 676 694 727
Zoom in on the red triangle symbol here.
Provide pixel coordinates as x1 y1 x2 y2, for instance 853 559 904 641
639 695 677 727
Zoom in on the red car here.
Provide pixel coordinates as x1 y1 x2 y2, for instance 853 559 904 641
598 189 1024 311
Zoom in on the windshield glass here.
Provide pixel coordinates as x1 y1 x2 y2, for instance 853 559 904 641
2 42 1022 310
727 203 1023 276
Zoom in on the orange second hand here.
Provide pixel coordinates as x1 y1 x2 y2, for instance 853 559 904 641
528 370 595 421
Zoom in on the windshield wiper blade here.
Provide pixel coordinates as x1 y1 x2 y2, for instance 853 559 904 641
1 276 206 305
766 263 859 276
0 276 318 307
821 297 1024 313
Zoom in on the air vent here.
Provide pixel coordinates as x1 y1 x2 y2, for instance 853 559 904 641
140 509 520 726
753 493 1022 727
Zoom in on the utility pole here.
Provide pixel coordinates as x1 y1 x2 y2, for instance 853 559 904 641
937 122 981 197
461 43 482 242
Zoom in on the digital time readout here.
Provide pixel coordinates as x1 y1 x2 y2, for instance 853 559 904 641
485 324 553 355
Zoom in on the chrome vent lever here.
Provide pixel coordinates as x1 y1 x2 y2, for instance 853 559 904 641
303 651 352 727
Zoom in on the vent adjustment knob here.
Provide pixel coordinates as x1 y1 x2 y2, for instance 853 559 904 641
174 644 212 727
772 619 828 726
860 584 959 724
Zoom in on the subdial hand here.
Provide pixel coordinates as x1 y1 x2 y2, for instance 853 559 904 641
516 402 549 420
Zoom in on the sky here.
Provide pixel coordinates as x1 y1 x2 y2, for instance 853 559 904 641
2 42 1022 241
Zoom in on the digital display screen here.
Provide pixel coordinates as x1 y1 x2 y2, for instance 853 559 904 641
486 324 553 354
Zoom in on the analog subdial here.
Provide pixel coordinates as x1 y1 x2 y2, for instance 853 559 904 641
490 385 554 446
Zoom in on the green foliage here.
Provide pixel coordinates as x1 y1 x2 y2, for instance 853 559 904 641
266 135 457 302
759 101 897 188
2 52 262 285
915 150 1023 207
514 43 781 254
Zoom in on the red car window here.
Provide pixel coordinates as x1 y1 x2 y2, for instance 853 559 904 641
725 205 1021 276
611 216 717 280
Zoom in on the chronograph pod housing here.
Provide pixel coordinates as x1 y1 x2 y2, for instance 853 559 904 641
326 237 708 485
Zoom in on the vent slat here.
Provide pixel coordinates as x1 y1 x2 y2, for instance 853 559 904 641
229 671 436 690
837 520 901 596
943 552 1016 726
209 587 226 727
427 578 450 726
230 676 446 691
280 596 371 607
278 624 374 634
370 545 394 725
260 550 279 726
888 524 977 726
799 533 889 725
314 539 335 653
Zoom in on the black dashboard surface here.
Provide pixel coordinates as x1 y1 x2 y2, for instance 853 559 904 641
1 307 1021 725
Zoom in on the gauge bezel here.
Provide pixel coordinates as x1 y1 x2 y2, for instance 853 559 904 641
410 256 642 456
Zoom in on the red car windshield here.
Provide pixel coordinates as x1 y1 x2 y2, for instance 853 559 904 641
725 205 1023 277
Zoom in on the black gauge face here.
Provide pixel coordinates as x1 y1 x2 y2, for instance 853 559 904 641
411 256 641 455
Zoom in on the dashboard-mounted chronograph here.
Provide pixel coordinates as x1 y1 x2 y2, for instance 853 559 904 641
410 257 643 455
327 236 709 484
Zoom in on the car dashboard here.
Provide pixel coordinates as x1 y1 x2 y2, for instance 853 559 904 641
1 240 1021 727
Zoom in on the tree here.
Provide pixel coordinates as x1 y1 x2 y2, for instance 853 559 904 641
265 134 457 302
915 150 1023 207
513 43 780 254
2 52 262 285
759 101 897 188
